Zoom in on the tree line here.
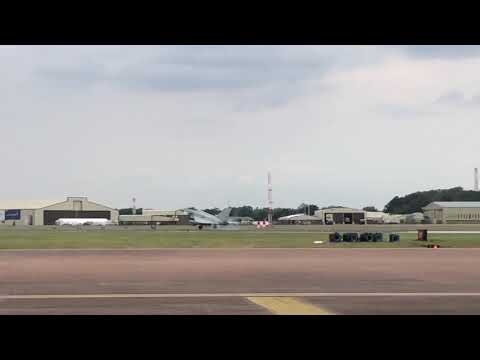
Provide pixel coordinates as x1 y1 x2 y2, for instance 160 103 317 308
202 204 320 220
383 187 480 214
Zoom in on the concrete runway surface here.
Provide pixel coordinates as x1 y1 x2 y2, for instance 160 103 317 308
1 248 480 314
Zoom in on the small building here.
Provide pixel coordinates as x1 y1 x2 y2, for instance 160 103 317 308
0 197 119 226
422 202 480 224
314 207 366 225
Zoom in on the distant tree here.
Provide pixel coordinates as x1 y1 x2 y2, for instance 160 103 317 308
297 203 307 212
383 187 480 214
321 205 346 210
296 203 319 216
231 205 316 220
309 205 319 215
363 206 379 212
273 208 298 219
252 207 269 221
231 206 254 218
231 204 323 219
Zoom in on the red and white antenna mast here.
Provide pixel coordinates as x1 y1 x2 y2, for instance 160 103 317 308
475 168 479 191
267 172 273 224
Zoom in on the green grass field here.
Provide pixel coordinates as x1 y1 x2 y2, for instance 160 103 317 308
1 229 480 249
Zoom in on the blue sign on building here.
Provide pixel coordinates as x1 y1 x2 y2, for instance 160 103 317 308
5 209 21 220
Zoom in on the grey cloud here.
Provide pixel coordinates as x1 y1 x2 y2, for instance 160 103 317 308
26 46 341 113
376 103 437 119
27 46 393 115
110 65 288 92
151 46 323 68
6 46 480 210
465 94 480 107
377 89 480 122
434 91 465 105
27 46 480 98
434 91 480 107
405 45 480 59
30 46 383 95
231 82 334 112
469 94 480 104
378 90 480 120
231 90 298 112
36 65 105 90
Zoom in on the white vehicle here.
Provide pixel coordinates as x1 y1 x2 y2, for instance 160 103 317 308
55 218 113 226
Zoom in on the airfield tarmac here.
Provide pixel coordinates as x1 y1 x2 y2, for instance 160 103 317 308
1 248 480 314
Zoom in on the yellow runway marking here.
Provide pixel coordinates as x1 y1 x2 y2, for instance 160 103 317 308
247 297 335 315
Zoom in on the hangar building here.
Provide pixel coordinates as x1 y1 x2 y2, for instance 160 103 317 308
0 197 119 226
314 207 366 225
423 202 480 224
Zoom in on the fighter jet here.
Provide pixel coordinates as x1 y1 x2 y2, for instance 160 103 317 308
183 207 240 230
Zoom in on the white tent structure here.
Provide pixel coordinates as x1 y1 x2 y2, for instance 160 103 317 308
366 211 404 224
277 213 321 223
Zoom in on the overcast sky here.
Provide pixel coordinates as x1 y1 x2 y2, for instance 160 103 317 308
1 45 479 210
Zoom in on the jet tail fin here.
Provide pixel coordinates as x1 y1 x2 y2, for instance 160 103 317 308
217 207 232 222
